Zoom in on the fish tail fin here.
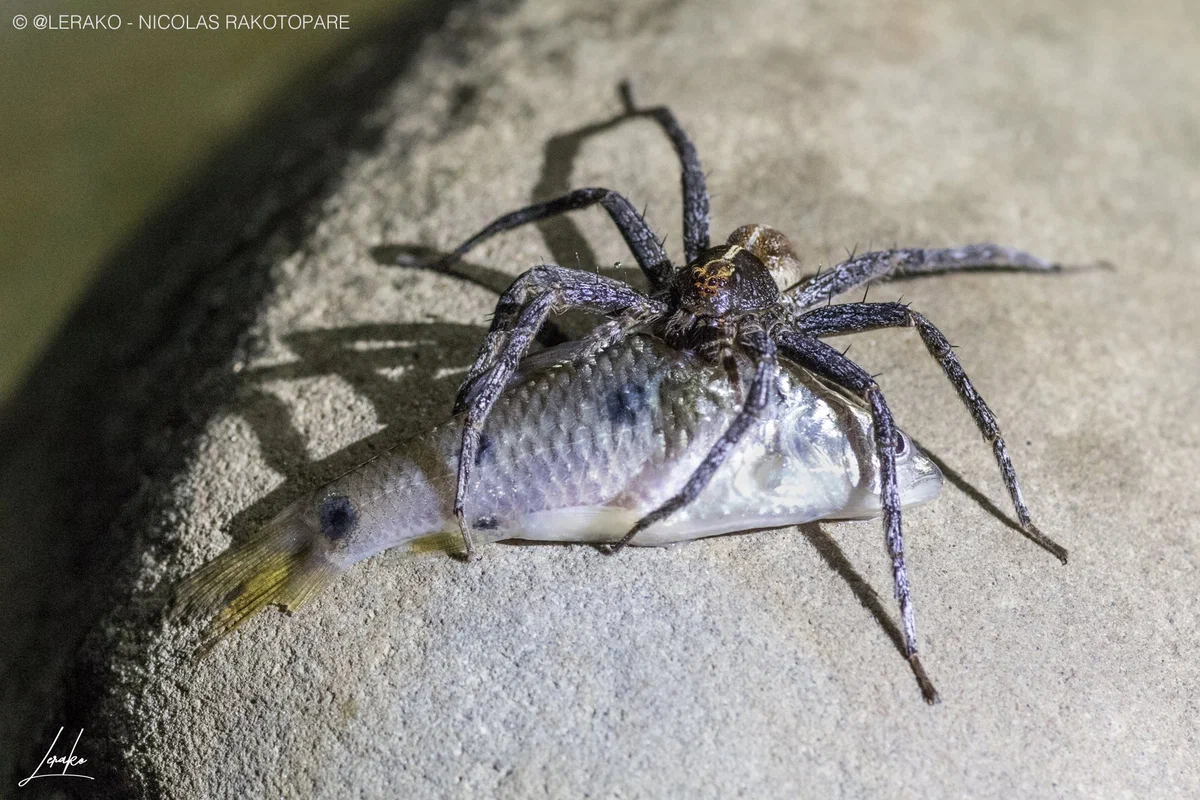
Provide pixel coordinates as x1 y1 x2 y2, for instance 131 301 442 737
172 506 338 656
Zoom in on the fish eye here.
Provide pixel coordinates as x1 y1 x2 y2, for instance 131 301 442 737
895 433 908 457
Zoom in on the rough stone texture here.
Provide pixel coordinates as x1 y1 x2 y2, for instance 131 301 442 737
5 0 1199 796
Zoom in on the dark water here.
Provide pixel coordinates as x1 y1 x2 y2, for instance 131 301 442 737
0 0 403 401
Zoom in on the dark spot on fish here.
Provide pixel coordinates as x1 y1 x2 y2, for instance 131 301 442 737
474 515 499 531
320 494 358 541
475 432 494 466
604 383 650 426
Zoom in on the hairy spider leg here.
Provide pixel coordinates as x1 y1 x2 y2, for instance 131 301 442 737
618 80 711 263
452 264 656 412
429 187 674 290
787 244 1065 311
455 268 662 559
798 302 1067 564
602 325 777 552
455 308 661 415
774 330 940 704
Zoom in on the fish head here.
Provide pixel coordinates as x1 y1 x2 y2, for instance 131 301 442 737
891 429 944 508
724 379 945 526
808 404 945 520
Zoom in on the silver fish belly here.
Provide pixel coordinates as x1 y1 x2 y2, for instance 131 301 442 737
176 334 942 647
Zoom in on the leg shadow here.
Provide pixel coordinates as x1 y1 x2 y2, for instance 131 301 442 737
220 320 489 544
375 94 664 292
799 522 938 700
911 437 1066 562
535 112 634 273
798 522 907 657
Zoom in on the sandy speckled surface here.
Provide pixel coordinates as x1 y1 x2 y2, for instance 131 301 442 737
12 0 1200 796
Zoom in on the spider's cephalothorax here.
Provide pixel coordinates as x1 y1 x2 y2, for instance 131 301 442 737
673 242 781 317
661 239 782 360
421 80 1073 704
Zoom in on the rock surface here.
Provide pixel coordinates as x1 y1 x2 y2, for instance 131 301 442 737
6 0 1199 796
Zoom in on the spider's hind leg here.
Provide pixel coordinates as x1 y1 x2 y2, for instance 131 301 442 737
453 265 658 412
797 301 1067 564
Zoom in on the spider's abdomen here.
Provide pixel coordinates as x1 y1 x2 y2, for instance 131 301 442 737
674 243 781 316
726 223 805 290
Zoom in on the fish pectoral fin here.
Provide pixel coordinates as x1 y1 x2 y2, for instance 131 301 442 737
513 505 642 543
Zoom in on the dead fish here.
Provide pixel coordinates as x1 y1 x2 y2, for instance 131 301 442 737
174 334 942 649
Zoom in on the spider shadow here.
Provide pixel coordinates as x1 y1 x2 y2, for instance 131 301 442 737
533 104 656 287
909 436 1059 557
370 244 639 345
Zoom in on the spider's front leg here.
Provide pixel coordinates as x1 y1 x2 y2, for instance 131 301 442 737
797 301 1067 564
602 324 777 553
774 331 939 703
455 265 666 560
425 187 675 291
788 244 1067 311
618 80 710 263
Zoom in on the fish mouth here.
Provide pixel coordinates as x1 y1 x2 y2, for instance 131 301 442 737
898 447 944 508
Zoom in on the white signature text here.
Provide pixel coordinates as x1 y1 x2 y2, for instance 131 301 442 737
17 727 94 787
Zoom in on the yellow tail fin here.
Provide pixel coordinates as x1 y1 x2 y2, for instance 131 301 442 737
173 506 337 656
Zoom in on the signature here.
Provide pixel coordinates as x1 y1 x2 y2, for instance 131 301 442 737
17 727 94 787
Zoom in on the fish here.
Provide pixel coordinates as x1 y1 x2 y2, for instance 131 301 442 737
174 333 943 650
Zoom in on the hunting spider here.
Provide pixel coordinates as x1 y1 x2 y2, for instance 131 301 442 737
431 81 1070 703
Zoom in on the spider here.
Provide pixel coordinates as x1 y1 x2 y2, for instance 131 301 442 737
429 81 1070 703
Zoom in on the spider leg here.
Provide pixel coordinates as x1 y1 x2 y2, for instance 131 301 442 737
456 306 660 413
430 187 674 290
773 330 940 704
602 324 777 553
618 80 711 263
453 264 657 412
788 244 1065 310
797 301 1067 564
455 268 665 560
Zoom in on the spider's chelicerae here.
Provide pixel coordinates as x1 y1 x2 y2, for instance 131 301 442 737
434 82 1071 703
